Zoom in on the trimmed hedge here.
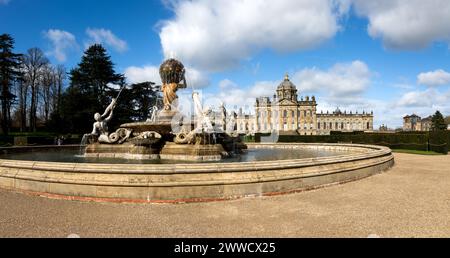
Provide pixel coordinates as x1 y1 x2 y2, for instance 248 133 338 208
278 133 430 151
0 135 82 146
0 136 14 146
249 131 450 154
429 131 449 154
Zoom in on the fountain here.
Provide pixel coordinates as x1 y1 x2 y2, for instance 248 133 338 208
83 58 247 161
0 59 394 203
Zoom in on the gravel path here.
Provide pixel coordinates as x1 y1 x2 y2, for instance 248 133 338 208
0 153 449 238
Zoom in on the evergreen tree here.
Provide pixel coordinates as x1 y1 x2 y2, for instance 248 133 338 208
0 34 22 135
431 111 447 131
129 81 158 121
444 115 450 127
61 44 124 133
69 44 124 107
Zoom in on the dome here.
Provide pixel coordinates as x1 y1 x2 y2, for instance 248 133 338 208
276 73 298 103
277 74 297 90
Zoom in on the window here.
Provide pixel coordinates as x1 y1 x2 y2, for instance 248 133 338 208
330 123 333 130
318 122 321 129
367 122 370 130
291 110 295 118
283 110 288 118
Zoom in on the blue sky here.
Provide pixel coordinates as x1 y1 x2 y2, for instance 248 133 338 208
1 0 450 128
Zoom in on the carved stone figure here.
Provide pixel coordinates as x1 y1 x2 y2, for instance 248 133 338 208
87 98 132 144
174 92 215 145
147 106 159 122
88 98 116 143
219 102 227 131
159 58 186 110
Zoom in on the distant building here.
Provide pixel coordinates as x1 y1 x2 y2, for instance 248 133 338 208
221 74 374 135
403 114 432 132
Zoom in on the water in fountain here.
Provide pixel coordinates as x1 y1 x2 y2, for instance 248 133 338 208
79 134 89 156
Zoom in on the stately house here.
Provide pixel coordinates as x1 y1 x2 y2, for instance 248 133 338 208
403 114 432 132
221 74 374 135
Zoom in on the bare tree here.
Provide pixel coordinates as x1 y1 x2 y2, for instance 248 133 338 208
22 48 48 132
40 64 54 123
53 64 66 114
17 59 28 132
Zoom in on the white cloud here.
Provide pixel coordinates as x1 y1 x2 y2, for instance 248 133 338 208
212 60 372 112
124 65 210 88
382 88 450 127
124 66 161 85
396 89 436 108
85 28 128 52
43 29 78 62
352 0 450 49
417 69 450 87
159 0 349 71
293 60 371 97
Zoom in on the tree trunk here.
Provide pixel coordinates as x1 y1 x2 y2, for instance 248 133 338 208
1 79 9 135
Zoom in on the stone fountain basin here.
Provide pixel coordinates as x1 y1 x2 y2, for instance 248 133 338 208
0 143 394 203
120 121 174 134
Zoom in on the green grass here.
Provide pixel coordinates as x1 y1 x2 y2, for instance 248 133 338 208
392 149 445 155
9 132 57 137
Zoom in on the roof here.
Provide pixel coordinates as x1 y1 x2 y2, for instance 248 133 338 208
277 74 297 91
403 114 421 119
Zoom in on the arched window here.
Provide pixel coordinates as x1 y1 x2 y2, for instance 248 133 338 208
283 110 288 118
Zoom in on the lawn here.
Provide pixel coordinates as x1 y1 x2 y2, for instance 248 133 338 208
391 149 445 155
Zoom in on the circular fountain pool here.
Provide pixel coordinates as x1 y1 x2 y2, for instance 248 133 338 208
0 143 394 203
0 146 351 164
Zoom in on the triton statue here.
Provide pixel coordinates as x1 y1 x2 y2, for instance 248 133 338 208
90 98 117 143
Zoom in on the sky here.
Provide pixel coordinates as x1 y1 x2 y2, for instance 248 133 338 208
1 0 450 128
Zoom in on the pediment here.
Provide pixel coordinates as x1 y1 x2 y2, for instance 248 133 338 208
277 99 298 106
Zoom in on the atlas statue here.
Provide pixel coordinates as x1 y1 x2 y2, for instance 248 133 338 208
159 58 187 110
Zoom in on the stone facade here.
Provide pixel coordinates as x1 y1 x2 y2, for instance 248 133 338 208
224 74 374 135
403 114 432 132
